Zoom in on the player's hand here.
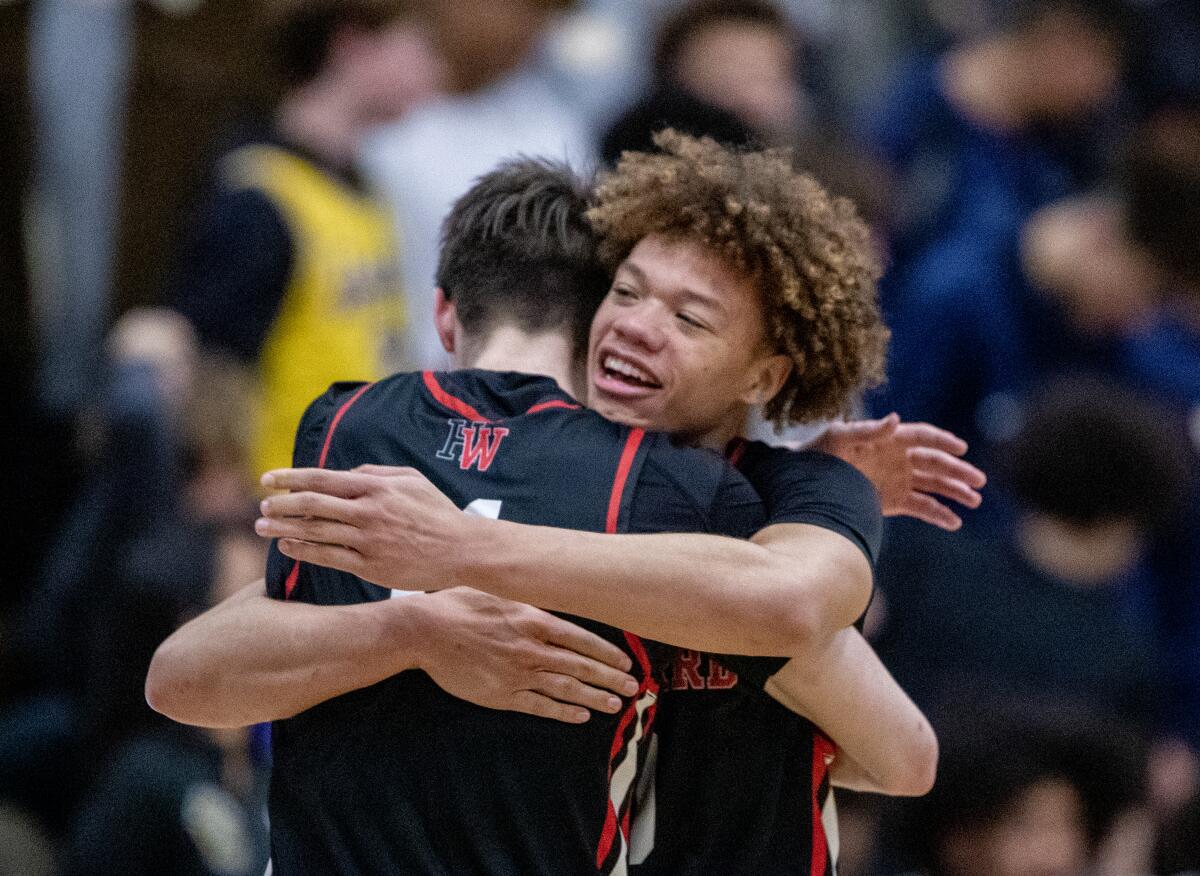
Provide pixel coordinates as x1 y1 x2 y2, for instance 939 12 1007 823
409 587 640 724
257 465 464 592
814 414 987 531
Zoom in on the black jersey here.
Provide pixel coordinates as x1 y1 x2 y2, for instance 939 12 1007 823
264 370 764 876
633 442 882 876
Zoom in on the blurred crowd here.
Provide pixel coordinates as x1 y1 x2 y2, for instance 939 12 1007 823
2 0 1198 873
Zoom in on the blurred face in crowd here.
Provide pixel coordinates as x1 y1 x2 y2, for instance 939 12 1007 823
1022 197 1159 333
586 234 790 449
331 20 446 124
940 778 1089 876
670 20 800 140
1019 12 1121 120
424 0 555 92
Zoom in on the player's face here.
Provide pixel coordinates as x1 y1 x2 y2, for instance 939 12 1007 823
587 234 789 449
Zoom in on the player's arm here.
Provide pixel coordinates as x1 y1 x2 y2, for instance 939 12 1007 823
256 465 869 656
146 579 639 728
760 628 938 796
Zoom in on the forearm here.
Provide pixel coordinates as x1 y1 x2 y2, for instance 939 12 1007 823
459 519 866 656
146 580 421 728
764 628 937 797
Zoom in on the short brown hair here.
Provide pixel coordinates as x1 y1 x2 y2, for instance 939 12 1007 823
588 130 888 425
438 157 608 359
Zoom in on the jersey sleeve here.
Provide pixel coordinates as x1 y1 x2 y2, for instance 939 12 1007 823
736 443 883 564
263 385 352 600
168 187 292 361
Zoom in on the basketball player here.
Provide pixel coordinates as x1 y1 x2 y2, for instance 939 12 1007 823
151 141 955 873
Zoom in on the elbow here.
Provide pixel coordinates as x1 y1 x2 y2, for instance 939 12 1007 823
773 598 823 656
144 641 187 720
145 640 227 727
885 721 939 797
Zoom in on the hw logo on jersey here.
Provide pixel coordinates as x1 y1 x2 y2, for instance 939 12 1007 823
436 419 510 472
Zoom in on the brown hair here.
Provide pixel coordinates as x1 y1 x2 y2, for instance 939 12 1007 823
588 129 888 425
437 157 607 360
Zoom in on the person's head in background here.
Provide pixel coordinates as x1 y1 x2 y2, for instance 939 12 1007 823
892 695 1145 876
941 0 1127 128
1126 107 1200 314
586 130 888 450
270 0 445 165
652 0 803 143
1022 193 1160 335
420 0 574 94
432 157 609 393
999 376 1191 586
1021 109 1200 335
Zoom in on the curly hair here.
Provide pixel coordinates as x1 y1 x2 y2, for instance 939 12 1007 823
588 129 888 425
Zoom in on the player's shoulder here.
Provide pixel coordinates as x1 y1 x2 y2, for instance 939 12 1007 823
737 441 876 495
641 432 730 483
635 434 759 521
736 440 883 562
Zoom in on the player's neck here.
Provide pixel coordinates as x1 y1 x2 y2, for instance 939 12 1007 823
680 409 751 453
465 326 579 398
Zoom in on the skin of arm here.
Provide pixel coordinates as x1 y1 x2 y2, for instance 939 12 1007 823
259 468 872 657
146 579 640 728
257 414 986 655
763 627 938 797
461 519 871 656
257 472 938 795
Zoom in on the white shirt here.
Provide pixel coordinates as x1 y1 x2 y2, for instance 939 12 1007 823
360 64 596 369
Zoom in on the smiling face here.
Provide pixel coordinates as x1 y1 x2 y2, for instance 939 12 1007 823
587 234 791 449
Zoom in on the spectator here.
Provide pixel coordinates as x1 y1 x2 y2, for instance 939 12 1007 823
170 0 443 476
1025 110 1200 749
0 308 261 843
57 527 268 876
1117 108 1200 753
864 0 1129 450
872 376 1190 732
883 696 1146 876
359 0 595 369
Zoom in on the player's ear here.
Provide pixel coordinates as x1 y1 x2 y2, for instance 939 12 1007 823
740 352 792 408
434 288 456 354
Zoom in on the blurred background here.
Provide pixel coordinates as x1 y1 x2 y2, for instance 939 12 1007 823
1 0 1197 873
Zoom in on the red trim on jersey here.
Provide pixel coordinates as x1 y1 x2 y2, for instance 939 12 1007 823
726 437 748 467
595 429 651 869
422 371 489 423
605 428 644 534
525 398 582 414
317 383 375 468
595 630 659 870
283 561 301 599
285 382 374 599
596 780 623 866
810 734 836 876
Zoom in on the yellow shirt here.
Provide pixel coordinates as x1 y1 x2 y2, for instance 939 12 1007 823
221 144 406 477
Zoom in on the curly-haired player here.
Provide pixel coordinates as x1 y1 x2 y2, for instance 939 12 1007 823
588 129 888 428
